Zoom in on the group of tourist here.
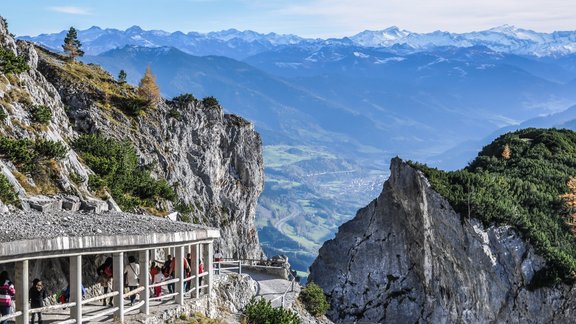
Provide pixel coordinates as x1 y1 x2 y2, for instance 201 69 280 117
1 271 88 324
0 251 217 323
96 253 206 301
150 254 204 297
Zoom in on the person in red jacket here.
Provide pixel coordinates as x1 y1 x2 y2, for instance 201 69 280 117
0 271 15 324
96 257 114 306
198 259 204 292
168 256 190 292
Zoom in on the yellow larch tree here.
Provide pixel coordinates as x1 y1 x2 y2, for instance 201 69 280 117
560 176 576 235
137 65 161 104
501 144 512 160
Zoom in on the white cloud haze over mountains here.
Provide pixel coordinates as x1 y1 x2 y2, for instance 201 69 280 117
4 0 575 38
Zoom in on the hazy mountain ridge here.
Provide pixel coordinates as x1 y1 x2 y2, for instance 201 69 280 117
20 27 307 60
85 44 576 155
430 105 576 170
350 25 576 56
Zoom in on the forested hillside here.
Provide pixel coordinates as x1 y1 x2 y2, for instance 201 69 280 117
411 128 576 286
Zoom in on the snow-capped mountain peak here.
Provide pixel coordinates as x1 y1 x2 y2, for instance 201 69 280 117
350 27 412 47
348 26 576 56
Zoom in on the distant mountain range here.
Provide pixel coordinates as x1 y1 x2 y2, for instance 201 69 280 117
20 25 576 59
349 25 576 57
20 26 304 60
20 25 576 274
83 44 576 161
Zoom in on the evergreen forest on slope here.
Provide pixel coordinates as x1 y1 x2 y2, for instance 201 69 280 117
411 128 576 286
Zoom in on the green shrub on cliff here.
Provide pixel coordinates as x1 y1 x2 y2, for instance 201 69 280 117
74 134 176 211
171 93 196 104
243 298 300 324
33 139 67 161
0 173 18 205
202 96 219 108
409 128 576 286
30 105 52 124
0 48 29 74
299 282 329 317
0 137 66 173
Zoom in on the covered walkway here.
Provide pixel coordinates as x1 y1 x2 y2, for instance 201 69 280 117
0 210 220 323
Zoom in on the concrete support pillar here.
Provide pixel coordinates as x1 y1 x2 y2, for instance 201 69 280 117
191 243 199 298
113 252 124 323
138 250 150 315
176 246 185 305
15 260 29 324
70 255 83 323
203 242 213 297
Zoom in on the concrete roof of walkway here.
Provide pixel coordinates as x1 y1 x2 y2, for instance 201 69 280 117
0 210 220 262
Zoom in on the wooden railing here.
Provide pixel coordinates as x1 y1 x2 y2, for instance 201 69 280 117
0 310 22 322
3 272 209 323
214 257 289 275
2 256 293 323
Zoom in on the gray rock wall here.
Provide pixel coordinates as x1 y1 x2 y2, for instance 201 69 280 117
309 157 576 323
34 55 264 259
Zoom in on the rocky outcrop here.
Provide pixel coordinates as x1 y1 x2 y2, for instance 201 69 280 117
309 157 576 323
130 273 258 323
0 16 263 259
34 50 263 259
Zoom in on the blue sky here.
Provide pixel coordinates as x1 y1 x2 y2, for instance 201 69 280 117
3 0 575 38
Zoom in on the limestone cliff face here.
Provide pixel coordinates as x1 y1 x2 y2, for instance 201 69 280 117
309 157 576 323
0 17 263 259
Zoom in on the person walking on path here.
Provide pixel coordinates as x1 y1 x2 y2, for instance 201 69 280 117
152 266 164 297
0 271 15 324
163 255 174 294
214 250 223 262
214 250 223 274
167 255 190 294
97 257 114 306
124 255 140 305
198 259 204 293
185 254 192 292
29 278 47 324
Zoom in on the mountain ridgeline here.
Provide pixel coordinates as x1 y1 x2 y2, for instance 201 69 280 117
310 129 576 323
20 24 576 58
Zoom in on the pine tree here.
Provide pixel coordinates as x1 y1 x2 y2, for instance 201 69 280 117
137 66 161 103
62 27 84 60
118 70 127 84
